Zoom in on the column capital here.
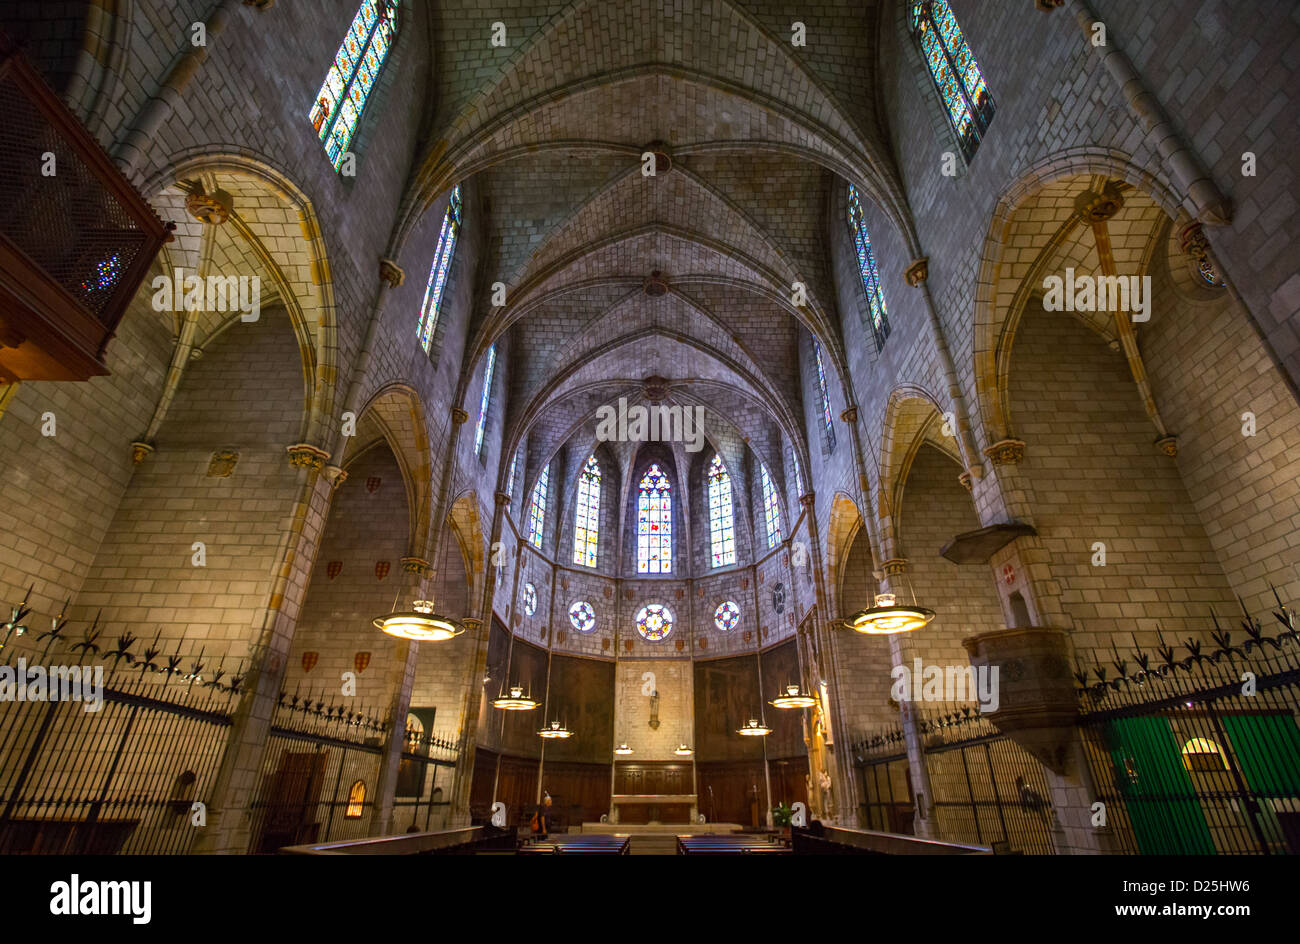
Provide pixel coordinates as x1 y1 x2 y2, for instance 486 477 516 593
958 471 973 491
799 491 816 508
378 257 405 288
1178 221 1210 261
322 464 348 490
286 442 330 471
400 557 433 577
839 405 858 424
451 407 469 425
1155 434 1178 458
904 257 929 287
130 441 154 465
982 438 1026 465
494 491 511 507
881 558 908 577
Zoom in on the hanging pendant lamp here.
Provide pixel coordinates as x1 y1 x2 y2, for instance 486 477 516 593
613 742 634 755
770 683 817 710
846 592 935 636
538 719 573 739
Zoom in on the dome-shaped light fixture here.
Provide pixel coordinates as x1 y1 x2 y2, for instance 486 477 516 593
737 718 772 737
492 684 539 711
538 720 573 739
613 742 634 756
846 593 935 636
373 599 464 641
674 744 693 756
771 684 817 710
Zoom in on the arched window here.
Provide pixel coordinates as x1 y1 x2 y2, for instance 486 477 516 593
506 450 518 496
792 449 804 495
474 344 496 456
637 464 672 574
309 1 401 171
814 341 836 450
706 455 736 568
573 456 601 567
847 186 890 350
527 464 549 549
418 185 462 353
910 0 995 162
760 463 782 548
1181 737 1229 773
345 780 367 818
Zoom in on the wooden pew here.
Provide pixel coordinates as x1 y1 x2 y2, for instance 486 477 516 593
676 833 790 855
518 834 630 855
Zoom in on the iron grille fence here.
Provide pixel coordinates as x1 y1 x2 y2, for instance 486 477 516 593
851 706 1057 854
1075 611 1300 855
0 630 242 854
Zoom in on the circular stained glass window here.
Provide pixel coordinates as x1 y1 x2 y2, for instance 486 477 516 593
714 601 740 632
569 601 596 633
523 583 537 616
635 604 673 641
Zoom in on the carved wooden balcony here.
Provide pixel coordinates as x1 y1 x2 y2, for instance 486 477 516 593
0 34 171 382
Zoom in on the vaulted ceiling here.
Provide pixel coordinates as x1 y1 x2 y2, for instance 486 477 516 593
405 0 901 491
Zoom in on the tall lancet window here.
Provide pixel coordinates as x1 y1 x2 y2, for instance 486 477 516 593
707 455 736 568
760 463 783 548
814 341 836 450
573 456 601 568
506 450 518 496
527 464 549 549
847 186 890 350
792 450 804 495
637 464 672 574
417 185 462 353
910 0 995 162
474 344 496 456
309 1 401 171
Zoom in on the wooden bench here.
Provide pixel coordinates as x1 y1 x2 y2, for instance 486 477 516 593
676 834 790 855
518 834 630 855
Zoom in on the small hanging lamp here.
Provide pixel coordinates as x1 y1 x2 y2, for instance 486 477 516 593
493 683 539 711
770 683 817 710
736 718 772 737
538 719 573 739
613 742 634 755
846 592 935 636
674 744 694 756
373 599 464 641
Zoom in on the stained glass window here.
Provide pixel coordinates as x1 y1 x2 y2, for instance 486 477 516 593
309 1 401 171
910 0 994 162
572 455 601 568
706 455 736 568
760 463 783 548
569 601 596 633
1197 257 1225 287
814 341 836 450
345 780 366 818
474 344 495 456
792 450 804 495
506 450 518 496
523 582 537 616
714 601 740 632
418 185 462 353
527 464 549 549
847 185 891 350
637 464 672 574
635 604 673 641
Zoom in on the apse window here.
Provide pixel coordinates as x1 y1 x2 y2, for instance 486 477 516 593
760 463 783 548
523 582 538 616
714 601 740 632
707 454 736 568
569 601 596 633
910 0 995 163
309 1 401 171
637 464 673 574
846 185 891 350
636 604 673 641
527 464 549 549
418 185 462 354
573 455 601 568
345 780 366 818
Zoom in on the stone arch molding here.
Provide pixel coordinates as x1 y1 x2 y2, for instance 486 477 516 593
971 149 1185 447
141 150 340 447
